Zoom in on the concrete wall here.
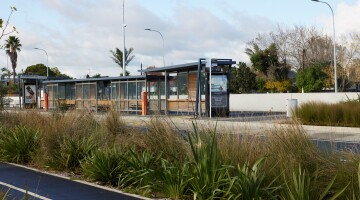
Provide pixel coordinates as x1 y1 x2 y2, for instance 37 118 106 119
230 92 360 112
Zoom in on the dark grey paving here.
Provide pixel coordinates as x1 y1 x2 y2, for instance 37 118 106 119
0 162 141 200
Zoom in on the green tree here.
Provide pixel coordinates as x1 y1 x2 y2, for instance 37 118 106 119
24 64 71 79
110 47 135 76
1 67 11 80
296 64 327 92
230 62 256 93
245 43 289 81
5 36 21 83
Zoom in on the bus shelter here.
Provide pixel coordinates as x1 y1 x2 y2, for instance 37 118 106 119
43 76 146 113
140 58 235 117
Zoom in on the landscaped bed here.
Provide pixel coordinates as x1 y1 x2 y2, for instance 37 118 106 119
0 110 360 199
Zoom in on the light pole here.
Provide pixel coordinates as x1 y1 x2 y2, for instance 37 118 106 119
34 48 49 78
145 28 165 67
123 0 126 76
311 0 337 93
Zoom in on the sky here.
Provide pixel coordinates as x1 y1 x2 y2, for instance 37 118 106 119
1 0 360 78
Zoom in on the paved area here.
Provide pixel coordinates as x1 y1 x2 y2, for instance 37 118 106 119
0 162 145 200
120 115 360 142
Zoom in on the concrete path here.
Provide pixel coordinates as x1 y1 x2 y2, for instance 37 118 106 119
120 115 360 142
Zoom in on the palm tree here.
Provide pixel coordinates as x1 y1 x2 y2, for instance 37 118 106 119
110 47 135 76
5 36 21 83
1 67 11 80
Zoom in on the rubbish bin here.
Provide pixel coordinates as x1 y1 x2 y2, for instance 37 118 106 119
286 99 298 117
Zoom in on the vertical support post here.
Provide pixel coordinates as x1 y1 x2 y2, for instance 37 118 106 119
195 59 203 117
44 92 48 111
206 58 212 118
165 70 168 115
18 75 21 109
142 91 147 115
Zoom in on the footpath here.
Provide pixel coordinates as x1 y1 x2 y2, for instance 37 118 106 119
120 115 360 142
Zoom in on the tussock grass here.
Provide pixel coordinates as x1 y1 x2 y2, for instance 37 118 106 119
1 110 360 199
295 101 360 127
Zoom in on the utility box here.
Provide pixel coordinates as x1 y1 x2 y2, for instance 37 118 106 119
286 99 298 117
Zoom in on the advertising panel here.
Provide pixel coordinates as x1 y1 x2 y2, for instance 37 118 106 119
211 75 228 108
25 85 36 104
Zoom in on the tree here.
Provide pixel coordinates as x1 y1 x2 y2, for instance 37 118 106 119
230 62 256 93
5 36 21 83
296 64 327 92
0 6 17 43
245 43 289 81
1 67 11 80
110 47 135 76
24 64 72 79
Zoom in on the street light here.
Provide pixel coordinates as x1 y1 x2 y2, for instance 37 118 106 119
122 0 126 76
145 28 165 67
34 48 49 78
311 0 337 93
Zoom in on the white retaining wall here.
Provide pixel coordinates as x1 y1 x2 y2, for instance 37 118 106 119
230 92 360 112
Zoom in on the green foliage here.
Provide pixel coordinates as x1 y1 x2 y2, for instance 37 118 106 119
295 101 360 127
5 36 21 83
82 147 124 186
187 123 230 199
110 47 135 76
49 134 98 172
245 43 289 81
296 65 327 92
256 77 266 92
226 157 279 200
119 148 160 192
24 64 72 78
281 167 347 200
154 159 190 199
230 62 257 93
0 126 40 164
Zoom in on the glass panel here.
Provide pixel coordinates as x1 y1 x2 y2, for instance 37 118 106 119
137 82 145 100
111 83 117 100
104 83 110 100
169 74 178 99
149 81 158 99
59 85 65 99
76 84 83 99
48 85 54 100
120 82 127 99
53 85 58 99
66 84 75 100
128 82 136 99
160 81 165 99
97 81 104 100
178 72 188 99
83 84 90 99
90 84 96 100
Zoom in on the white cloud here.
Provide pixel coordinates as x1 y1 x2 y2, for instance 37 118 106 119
1 0 292 78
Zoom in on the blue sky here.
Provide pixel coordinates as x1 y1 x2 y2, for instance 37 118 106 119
1 0 360 78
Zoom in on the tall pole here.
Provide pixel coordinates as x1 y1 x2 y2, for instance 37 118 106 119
122 0 126 76
311 0 337 93
34 48 49 78
145 28 165 67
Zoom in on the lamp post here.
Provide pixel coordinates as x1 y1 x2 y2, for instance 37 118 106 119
145 28 165 67
34 48 49 78
311 0 337 93
122 0 126 76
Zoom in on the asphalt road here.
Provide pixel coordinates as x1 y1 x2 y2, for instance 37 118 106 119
0 162 142 200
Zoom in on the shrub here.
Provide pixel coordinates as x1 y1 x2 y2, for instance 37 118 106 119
0 126 40 164
47 134 98 172
82 147 124 186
